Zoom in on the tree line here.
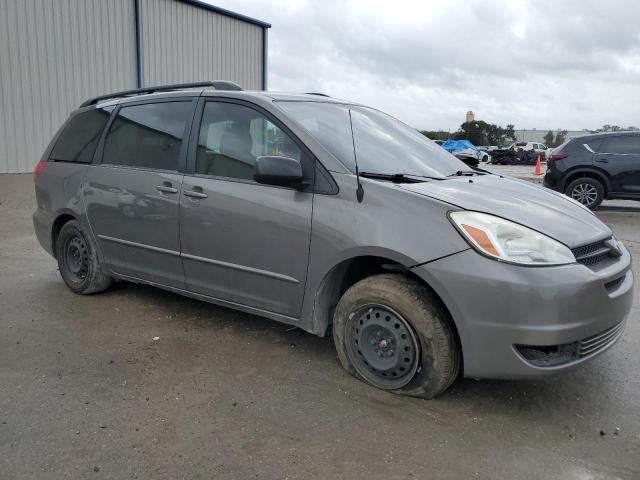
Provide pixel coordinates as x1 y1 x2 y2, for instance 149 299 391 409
421 120 516 146
422 122 640 148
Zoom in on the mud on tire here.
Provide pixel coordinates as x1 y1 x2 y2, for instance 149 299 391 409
56 220 112 294
333 274 461 399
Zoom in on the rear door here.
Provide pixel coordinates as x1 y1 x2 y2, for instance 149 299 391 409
84 98 196 287
599 135 640 195
179 98 314 317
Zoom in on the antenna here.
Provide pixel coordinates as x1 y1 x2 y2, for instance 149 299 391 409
348 109 364 203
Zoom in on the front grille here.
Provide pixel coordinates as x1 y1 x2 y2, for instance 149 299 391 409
579 321 625 358
571 238 613 267
515 321 625 367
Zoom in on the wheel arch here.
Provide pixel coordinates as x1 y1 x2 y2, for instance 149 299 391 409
310 254 462 356
51 211 77 259
562 168 611 194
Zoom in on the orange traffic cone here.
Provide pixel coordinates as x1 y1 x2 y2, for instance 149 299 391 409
535 154 542 176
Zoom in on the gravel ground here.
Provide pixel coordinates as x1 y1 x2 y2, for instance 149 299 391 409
1 173 638 480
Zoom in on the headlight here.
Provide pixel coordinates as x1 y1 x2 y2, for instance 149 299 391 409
449 211 575 266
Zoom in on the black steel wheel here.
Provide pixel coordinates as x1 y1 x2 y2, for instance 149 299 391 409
333 274 461 399
62 235 90 282
56 220 112 294
345 304 420 390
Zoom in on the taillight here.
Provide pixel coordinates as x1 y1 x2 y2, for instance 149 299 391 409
548 152 567 161
34 159 46 181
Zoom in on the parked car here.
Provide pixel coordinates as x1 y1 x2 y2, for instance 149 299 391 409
489 142 542 165
488 146 518 165
33 82 633 398
476 147 491 163
439 139 483 167
509 141 549 158
543 132 640 209
480 145 501 152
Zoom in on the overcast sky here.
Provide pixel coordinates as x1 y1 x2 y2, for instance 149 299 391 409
210 0 640 132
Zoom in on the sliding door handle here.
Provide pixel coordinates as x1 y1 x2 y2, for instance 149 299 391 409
156 185 178 194
184 189 208 199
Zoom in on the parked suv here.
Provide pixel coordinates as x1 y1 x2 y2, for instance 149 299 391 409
543 132 640 209
33 82 634 398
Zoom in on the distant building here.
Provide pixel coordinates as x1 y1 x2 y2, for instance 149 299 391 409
514 129 587 144
465 111 475 123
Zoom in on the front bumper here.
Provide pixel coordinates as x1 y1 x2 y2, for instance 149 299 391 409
412 245 634 379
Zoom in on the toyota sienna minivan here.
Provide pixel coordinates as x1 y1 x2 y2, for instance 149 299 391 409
33 81 634 398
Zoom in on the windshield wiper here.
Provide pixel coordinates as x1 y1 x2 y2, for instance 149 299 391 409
448 170 479 177
448 167 491 177
359 172 443 183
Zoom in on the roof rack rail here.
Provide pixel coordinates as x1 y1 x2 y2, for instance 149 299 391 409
79 81 243 107
305 92 331 97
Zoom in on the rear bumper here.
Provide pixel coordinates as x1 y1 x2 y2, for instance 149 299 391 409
542 167 563 191
412 245 634 379
33 209 54 257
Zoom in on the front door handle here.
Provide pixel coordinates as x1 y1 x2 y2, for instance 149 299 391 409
184 188 208 199
156 185 178 194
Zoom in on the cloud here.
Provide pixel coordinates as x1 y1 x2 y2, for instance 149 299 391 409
211 0 640 131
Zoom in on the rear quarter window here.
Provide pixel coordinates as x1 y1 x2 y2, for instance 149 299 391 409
604 136 640 155
584 138 604 152
49 108 112 163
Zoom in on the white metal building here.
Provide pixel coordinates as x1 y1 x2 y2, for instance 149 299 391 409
514 129 588 144
0 0 270 173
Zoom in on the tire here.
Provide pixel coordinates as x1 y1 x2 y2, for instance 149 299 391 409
56 220 112 294
333 274 461 399
564 177 604 210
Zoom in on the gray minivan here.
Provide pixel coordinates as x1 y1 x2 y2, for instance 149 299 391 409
33 82 634 398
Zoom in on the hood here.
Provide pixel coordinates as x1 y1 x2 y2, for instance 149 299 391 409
401 174 611 248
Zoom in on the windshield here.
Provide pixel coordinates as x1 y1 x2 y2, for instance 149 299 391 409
276 101 467 179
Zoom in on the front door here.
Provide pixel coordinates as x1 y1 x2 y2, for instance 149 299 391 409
84 99 196 287
179 99 314 317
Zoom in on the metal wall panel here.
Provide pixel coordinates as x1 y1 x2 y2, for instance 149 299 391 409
0 0 267 173
0 0 137 173
139 0 264 90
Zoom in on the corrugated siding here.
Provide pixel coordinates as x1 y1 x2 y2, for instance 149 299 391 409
0 0 137 173
139 0 264 90
0 0 266 173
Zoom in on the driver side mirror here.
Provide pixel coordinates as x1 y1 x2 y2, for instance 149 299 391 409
254 156 306 189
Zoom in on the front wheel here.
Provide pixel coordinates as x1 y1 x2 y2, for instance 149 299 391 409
56 220 112 294
565 177 604 210
333 274 461 399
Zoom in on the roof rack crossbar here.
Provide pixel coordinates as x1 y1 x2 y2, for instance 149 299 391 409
79 80 242 107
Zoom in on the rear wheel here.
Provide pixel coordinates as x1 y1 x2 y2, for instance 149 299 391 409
565 177 604 210
333 274 460 399
56 220 112 294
